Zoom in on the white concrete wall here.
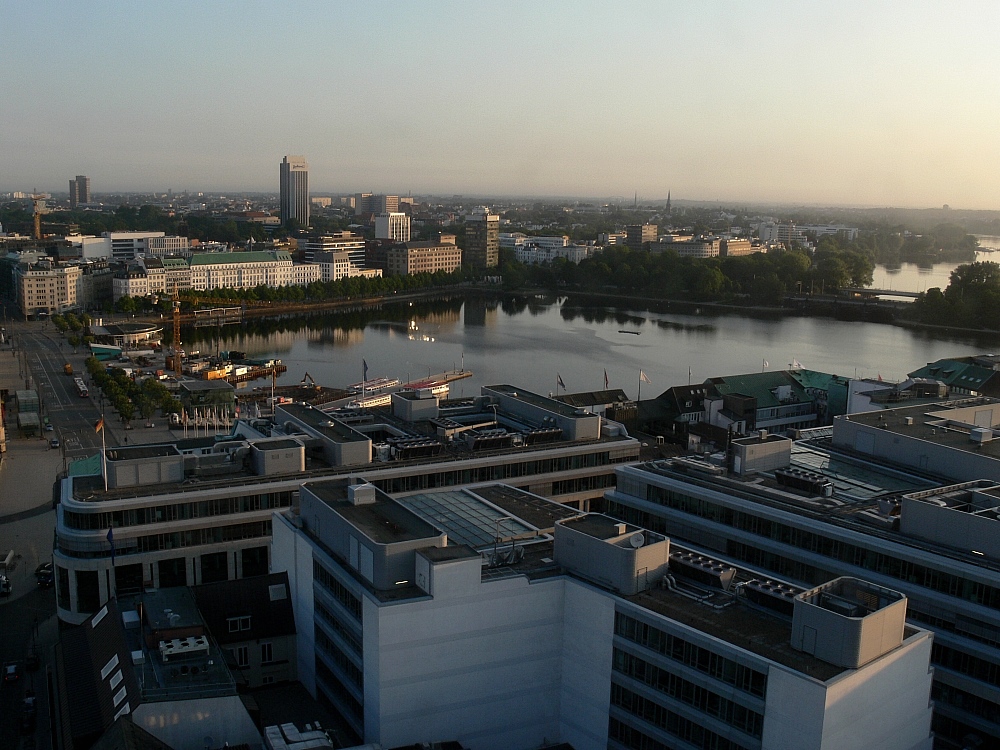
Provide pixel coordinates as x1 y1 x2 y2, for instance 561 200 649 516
558 581 615 750
820 634 934 750
760 667 828 749
370 575 566 750
271 513 317 695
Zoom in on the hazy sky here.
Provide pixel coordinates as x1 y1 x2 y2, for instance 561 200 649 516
4 1 1000 208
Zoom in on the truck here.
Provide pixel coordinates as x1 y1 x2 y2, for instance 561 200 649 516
63 363 73 376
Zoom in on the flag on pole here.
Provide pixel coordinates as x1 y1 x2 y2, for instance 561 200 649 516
792 358 802 369
639 370 652 384
107 526 115 566
604 369 609 389
94 416 104 433
763 360 769 368
877 373 883 382
557 373 566 390
363 359 369 380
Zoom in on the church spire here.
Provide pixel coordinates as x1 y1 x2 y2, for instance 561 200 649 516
666 191 672 216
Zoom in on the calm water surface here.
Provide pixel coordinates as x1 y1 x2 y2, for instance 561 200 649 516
188 295 1000 401
872 248 996 293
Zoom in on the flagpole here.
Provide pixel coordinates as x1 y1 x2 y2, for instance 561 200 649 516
638 371 642 403
101 417 107 492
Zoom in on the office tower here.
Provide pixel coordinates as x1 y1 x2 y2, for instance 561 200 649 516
375 195 399 214
279 155 310 227
69 175 90 207
625 223 657 250
374 212 410 243
464 209 500 269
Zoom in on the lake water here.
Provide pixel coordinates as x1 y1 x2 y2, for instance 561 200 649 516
187 294 1000 402
871 246 997 293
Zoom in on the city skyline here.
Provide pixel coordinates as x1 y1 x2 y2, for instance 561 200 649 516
4 3 1000 208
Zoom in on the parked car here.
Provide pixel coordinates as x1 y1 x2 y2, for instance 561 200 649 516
49 438 60 448
35 562 53 588
4 662 20 682
44 423 54 432
0 574 11 597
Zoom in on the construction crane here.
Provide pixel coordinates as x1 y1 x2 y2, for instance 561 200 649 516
30 194 48 240
171 283 182 377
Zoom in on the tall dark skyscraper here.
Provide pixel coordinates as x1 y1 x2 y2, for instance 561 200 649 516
463 208 499 268
279 155 310 227
69 175 90 207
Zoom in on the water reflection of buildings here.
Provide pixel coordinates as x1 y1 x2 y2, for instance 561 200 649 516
463 297 499 327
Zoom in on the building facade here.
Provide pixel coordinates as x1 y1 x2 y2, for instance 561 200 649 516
464 209 499 269
69 175 91 207
387 241 462 276
280 155 310 227
272 481 934 750
626 224 657 250
374 212 411 243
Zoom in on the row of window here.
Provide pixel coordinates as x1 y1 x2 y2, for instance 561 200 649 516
932 680 1000 725
57 520 272 559
63 491 293 530
933 642 1000 690
315 625 363 690
613 649 764 738
609 691 751 750
637 482 1000 610
316 599 362 656
614 612 768 698
314 561 362 622
316 658 363 723
372 449 634 495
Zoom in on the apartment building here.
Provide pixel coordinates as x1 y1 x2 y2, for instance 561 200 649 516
16 259 83 314
374 212 411 243
386 241 462 276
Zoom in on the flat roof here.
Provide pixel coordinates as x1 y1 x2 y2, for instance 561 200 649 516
560 514 641 540
630 586 847 681
280 403 368 444
106 444 179 462
419 544 480 562
398 489 536 548
842 399 1000 460
306 479 442 544
486 384 589 418
255 438 302 451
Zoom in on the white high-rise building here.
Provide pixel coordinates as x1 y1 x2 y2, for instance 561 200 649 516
374 212 410 243
279 155 310 227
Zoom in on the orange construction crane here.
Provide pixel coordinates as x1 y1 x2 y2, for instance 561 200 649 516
30 194 48 239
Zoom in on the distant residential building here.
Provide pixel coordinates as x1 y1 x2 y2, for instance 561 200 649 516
720 238 757 257
104 231 168 262
188 251 320 293
464 209 499 269
146 235 191 258
799 224 860 241
313 250 354 282
598 232 627 246
298 232 366 266
655 237 721 258
68 175 90 207
16 259 83 314
499 233 569 251
514 243 590 265
311 197 333 208
374 212 411 243
279 155 310 227
387 241 462 276
437 232 456 245
625 223 657 250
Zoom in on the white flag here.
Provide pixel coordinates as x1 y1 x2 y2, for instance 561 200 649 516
763 360 769 368
639 370 652 384
792 358 802 368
